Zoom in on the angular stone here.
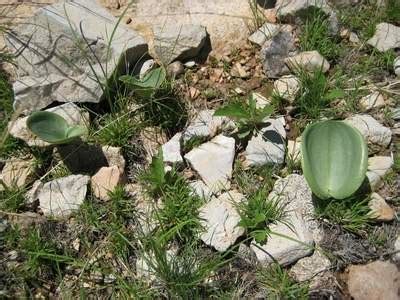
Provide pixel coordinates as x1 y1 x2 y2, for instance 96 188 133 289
273 75 300 102
285 51 330 73
347 261 400 300
9 102 89 147
368 193 395 222
359 92 385 111
6 0 147 113
199 191 245 251
1 158 36 189
251 92 271 109
250 216 314 266
366 156 394 191
182 110 229 143
261 31 296 78
37 175 90 217
189 180 213 200
161 133 183 164
185 135 235 193
290 251 331 282
248 22 281 46
367 23 400 52
102 0 255 55
91 166 124 201
345 114 392 151
245 118 286 167
153 24 207 64
394 56 400 77
251 174 315 266
102 145 126 173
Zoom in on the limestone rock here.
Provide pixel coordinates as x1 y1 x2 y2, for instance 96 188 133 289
91 166 124 201
182 110 229 143
139 59 156 79
347 261 400 300
102 145 126 173
285 51 330 73
1 158 36 189
261 31 296 78
345 114 392 151
185 135 235 193
367 156 394 190
37 175 90 217
251 174 315 266
290 251 331 282
9 102 89 147
161 133 183 165
101 0 255 55
368 193 395 222
199 191 245 251
359 92 385 111
245 118 286 167
367 23 400 52
6 0 147 113
394 56 400 77
140 127 168 163
250 216 314 266
153 24 207 64
189 180 213 200
273 75 300 102
166 61 185 78
251 92 271 109
248 22 282 46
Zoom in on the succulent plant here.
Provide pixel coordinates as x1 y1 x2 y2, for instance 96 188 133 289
301 120 368 200
120 67 166 98
27 111 86 144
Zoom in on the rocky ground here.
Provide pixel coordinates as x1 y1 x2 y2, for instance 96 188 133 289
0 0 399 299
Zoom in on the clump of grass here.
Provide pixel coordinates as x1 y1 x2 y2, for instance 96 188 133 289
0 185 26 212
182 135 207 153
257 264 309 300
139 231 224 299
299 8 340 60
141 151 204 242
314 194 372 234
236 188 288 244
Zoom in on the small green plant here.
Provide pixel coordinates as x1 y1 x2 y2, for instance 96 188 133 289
314 195 372 234
27 112 86 144
257 264 309 300
120 67 167 99
236 189 288 244
301 120 368 200
214 95 274 139
0 185 26 212
299 8 340 60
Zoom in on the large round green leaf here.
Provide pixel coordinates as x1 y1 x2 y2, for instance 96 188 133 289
301 120 368 200
27 111 86 144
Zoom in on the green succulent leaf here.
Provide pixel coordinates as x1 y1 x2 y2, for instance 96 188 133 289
27 111 86 144
301 120 368 200
120 67 166 98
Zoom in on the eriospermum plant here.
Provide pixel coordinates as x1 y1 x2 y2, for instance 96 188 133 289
301 120 368 200
27 111 87 144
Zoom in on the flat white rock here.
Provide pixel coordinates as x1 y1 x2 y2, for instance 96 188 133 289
37 175 90 217
366 156 394 190
285 51 330 73
245 118 286 166
162 133 183 164
345 114 392 151
185 135 235 193
274 75 301 103
199 191 245 251
367 23 400 52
